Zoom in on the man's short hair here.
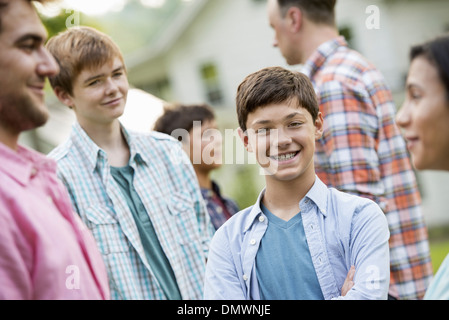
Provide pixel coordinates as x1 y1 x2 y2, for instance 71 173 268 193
46 26 125 95
277 0 337 26
0 0 52 33
153 104 215 140
236 66 319 132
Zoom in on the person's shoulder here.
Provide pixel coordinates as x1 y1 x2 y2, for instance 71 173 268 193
134 130 177 142
214 206 255 238
332 46 373 70
132 130 180 149
47 139 73 163
328 187 384 218
326 46 387 87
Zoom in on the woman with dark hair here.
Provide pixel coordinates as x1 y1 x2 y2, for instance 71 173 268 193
396 34 449 299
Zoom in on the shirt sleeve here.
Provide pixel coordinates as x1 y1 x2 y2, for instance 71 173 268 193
336 200 391 300
0 206 32 299
203 226 247 300
315 79 388 210
424 254 449 300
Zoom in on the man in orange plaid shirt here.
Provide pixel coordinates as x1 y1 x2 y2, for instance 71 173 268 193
267 0 433 299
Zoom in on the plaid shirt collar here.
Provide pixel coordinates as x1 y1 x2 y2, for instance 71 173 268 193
303 36 348 78
71 121 148 174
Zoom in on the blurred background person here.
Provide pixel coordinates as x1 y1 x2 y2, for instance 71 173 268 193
154 104 239 230
396 34 449 299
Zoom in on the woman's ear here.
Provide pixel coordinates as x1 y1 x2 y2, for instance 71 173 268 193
54 86 74 109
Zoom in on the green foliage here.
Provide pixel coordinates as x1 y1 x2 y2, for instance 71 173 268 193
430 238 449 274
230 165 264 210
39 10 103 40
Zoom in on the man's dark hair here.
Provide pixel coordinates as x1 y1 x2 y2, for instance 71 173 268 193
236 66 319 132
153 104 215 140
410 34 449 101
0 0 50 33
277 0 337 26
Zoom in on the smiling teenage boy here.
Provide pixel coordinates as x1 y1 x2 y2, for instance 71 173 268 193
203 67 390 300
46 26 213 300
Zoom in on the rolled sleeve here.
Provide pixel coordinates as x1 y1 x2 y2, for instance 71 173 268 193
340 201 390 300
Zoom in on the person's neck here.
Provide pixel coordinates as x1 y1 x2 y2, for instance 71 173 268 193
195 167 212 189
298 22 339 64
0 124 19 151
79 119 130 167
262 168 316 221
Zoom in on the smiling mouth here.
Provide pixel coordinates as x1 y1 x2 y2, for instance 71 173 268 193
102 97 122 105
270 151 300 162
406 136 419 142
29 85 45 95
405 136 420 149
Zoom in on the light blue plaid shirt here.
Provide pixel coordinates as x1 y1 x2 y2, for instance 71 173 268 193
48 122 213 300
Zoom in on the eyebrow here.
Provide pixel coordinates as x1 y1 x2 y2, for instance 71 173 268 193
252 112 305 126
406 83 423 91
15 34 45 45
84 66 125 84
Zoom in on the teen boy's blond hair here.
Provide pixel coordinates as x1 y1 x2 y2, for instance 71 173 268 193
46 26 125 96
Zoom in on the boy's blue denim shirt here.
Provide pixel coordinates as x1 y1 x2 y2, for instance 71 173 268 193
204 176 390 300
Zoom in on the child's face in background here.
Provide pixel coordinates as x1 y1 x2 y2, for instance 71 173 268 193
185 119 223 171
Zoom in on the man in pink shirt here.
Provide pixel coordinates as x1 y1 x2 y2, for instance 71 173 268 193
0 0 110 299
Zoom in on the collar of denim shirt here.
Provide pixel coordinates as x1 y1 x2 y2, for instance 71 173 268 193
243 176 329 233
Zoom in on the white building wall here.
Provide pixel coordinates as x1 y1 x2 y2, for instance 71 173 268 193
336 0 449 92
166 0 288 107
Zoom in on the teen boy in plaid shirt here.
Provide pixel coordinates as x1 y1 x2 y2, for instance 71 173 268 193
46 27 213 300
267 0 433 299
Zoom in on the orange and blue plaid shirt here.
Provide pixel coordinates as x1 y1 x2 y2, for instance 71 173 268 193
302 36 433 300
201 181 239 230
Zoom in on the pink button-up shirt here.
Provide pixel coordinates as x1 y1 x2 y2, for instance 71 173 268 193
0 142 110 300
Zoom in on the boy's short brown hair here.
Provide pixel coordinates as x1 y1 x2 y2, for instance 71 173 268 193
236 66 319 132
46 26 125 95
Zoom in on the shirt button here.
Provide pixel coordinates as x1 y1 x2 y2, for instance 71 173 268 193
30 168 37 177
243 275 248 281
259 216 265 222
250 239 257 245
